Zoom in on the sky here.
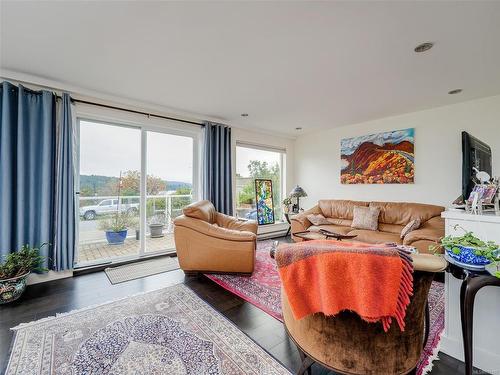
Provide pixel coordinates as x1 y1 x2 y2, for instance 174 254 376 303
340 128 414 156
79 120 193 182
80 120 281 183
236 146 281 177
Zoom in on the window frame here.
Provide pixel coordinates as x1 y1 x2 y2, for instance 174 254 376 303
234 141 287 224
74 106 203 267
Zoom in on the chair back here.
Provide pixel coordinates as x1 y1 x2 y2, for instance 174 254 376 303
183 200 217 223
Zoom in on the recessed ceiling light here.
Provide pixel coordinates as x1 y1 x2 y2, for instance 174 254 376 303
241 113 249 117
414 42 434 53
295 127 302 131
448 89 463 95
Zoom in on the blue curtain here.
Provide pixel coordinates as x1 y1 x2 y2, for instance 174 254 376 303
203 122 233 215
0 82 56 268
53 93 76 271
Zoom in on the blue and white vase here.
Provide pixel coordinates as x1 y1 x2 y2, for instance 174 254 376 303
445 245 491 266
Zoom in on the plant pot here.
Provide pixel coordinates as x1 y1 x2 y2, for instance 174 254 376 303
0 272 30 304
149 223 164 238
445 245 491 266
105 229 128 245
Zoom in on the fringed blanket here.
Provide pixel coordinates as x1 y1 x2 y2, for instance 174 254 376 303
275 240 414 332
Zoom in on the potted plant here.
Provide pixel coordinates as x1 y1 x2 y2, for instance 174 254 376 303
0 244 47 304
149 213 165 238
432 225 500 277
98 212 136 245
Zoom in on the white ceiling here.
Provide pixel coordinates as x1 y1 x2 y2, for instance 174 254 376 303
1 1 500 135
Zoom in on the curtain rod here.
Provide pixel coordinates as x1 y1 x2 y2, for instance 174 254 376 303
59 96 204 127
1 78 205 126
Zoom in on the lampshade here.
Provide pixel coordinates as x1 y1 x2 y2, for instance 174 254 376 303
289 185 308 198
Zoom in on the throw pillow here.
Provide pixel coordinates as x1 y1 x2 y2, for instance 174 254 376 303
400 218 421 239
307 214 331 226
351 206 381 231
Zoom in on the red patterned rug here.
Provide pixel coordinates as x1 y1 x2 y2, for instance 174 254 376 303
205 240 445 375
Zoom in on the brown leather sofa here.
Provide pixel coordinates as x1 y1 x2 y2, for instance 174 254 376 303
283 253 448 375
173 200 258 275
291 200 445 254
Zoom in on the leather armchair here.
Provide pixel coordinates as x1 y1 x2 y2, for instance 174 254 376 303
283 254 448 375
173 200 258 275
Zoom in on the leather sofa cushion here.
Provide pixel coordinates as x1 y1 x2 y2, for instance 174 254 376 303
348 229 403 245
319 200 369 220
183 200 216 223
307 214 331 225
308 225 353 235
369 201 444 226
326 218 353 227
378 223 405 235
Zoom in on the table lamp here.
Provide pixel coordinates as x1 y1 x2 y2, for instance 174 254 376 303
289 185 308 213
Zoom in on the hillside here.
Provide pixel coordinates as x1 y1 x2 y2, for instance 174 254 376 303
79 174 192 196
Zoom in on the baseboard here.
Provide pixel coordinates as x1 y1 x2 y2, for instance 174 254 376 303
27 270 73 285
440 335 500 374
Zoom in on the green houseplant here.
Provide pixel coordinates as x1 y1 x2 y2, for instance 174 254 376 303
98 212 137 245
0 244 47 304
431 225 500 278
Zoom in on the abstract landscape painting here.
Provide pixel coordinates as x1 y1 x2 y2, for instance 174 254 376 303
255 179 275 225
341 128 415 184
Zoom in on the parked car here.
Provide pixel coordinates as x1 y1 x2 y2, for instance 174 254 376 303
79 199 139 220
245 210 257 220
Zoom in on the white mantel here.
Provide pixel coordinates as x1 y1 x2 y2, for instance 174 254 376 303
440 209 500 374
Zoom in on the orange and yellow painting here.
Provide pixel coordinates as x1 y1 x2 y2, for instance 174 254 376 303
340 128 415 184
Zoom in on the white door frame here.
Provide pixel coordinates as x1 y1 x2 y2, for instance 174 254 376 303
74 108 202 267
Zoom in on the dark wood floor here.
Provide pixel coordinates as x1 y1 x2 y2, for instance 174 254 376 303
0 253 489 374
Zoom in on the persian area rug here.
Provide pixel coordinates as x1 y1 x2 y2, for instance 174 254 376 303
6 283 290 375
205 240 446 375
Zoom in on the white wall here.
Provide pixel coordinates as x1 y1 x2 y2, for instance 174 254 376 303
294 95 500 208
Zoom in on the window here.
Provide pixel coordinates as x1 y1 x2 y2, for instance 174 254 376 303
235 144 285 223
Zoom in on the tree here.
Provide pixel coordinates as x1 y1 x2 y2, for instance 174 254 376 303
102 170 166 196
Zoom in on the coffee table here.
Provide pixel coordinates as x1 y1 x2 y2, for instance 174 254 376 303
293 229 357 242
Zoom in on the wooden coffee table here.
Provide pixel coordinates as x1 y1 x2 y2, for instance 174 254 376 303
293 229 357 242
270 230 357 259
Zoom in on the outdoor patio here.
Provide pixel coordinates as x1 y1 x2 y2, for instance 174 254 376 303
78 234 176 264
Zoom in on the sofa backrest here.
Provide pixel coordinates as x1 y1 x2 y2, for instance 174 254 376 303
317 199 444 228
318 199 369 220
369 201 444 226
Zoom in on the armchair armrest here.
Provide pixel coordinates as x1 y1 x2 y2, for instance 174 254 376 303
174 215 257 242
411 253 447 273
403 217 444 246
215 213 258 234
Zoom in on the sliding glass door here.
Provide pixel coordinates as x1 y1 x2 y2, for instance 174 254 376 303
75 118 198 267
145 131 194 254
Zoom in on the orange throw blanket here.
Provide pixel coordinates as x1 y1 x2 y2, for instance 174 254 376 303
275 240 414 332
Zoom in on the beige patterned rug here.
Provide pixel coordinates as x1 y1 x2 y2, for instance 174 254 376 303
6 284 290 375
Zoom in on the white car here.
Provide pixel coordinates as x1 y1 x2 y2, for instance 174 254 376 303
79 199 139 220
